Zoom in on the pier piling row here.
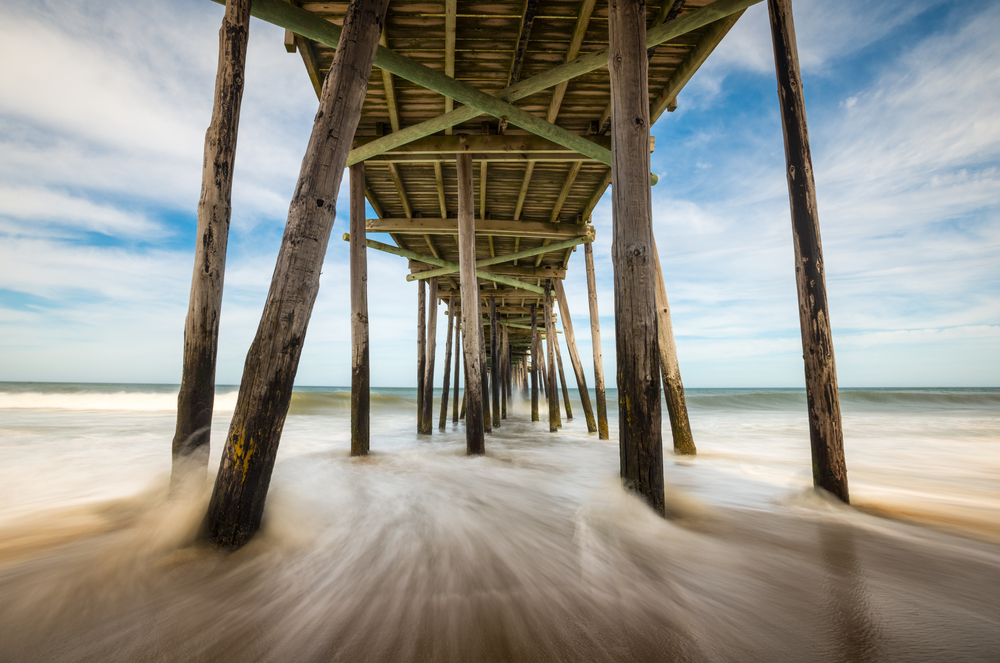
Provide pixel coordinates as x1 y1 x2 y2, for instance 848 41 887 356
183 0 849 548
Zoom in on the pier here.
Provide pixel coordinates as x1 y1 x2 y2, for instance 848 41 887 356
176 0 848 548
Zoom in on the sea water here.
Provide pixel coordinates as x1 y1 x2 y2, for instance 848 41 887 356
0 383 998 661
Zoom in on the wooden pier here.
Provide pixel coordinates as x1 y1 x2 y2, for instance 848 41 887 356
180 0 849 548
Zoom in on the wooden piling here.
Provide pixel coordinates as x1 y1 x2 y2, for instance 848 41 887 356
530 304 539 422
417 279 426 433
172 0 251 486
767 0 848 502
500 325 508 419
439 295 455 429
479 300 492 433
553 330 572 423
453 323 461 423
608 0 665 515
201 0 390 548
544 279 561 432
350 161 370 456
456 152 485 454
651 241 696 455
490 295 501 427
584 243 609 439
553 279 597 432
420 278 438 434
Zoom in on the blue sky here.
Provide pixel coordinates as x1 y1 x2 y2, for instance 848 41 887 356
0 0 997 387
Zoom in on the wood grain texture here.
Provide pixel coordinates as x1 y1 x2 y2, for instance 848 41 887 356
584 243 610 439
350 162 370 456
456 153 485 453
553 278 597 433
417 278 426 432
609 0 664 516
420 277 438 434
172 0 251 487
530 304 539 422
767 0 848 503
439 295 455 429
544 280 561 432
201 0 390 549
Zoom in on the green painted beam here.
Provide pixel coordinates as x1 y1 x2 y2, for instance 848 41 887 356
406 235 590 282
346 0 761 166
342 234 545 294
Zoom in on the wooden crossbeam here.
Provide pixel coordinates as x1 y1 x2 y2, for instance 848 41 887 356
367 217 590 239
386 162 412 218
337 0 759 165
345 234 547 294
545 0 598 125
352 134 612 155
508 0 541 86
409 235 589 282
444 0 456 135
433 162 447 217
409 261 565 280
549 162 582 223
378 30 400 132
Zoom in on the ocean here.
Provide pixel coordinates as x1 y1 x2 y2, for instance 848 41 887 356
0 383 998 661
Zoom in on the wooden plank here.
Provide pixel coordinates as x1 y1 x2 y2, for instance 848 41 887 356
444 0 456 133
173 0 251 486
378 30 400 132
406 234 591 281
584 242 609 439
350 162 370 456
202 0 389 549
457 152 485 453
367 216 592 239
433 161 447 217
387 162 413 218
294 35 323 100
508 0 541 86
514 161 535 221
609 0 664 516
553 279 597 433
549 161 582 222
768 0 848 502
409 261 565 280
544 0 598 124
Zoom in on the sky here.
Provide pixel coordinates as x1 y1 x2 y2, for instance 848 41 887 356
0 0 997 388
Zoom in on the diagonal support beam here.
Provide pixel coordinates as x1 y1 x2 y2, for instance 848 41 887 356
339 0 760 165
408 235 590 282
344 234 549 294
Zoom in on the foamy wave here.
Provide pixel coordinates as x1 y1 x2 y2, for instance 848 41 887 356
0 391 239 412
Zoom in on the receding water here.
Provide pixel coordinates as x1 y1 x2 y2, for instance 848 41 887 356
0 383 998 661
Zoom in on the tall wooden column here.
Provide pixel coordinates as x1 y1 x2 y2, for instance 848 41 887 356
349 162 370 456
544 280 561 432
609 0 665 515
456 153 485 454
553 279 597 433
453 323 461 423
172 0 251 486
479 298 492 434
416 279 426 432
500 325 508 419
652 241 696 455
489 295 501 427
420 278 438 434
201 0 390 549
530 305 540 421
768 0 848 502
553 332 572 422
584 243 609 439
439 295 455 429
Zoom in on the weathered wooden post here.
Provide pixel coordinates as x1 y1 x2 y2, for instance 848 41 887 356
350 162 370 456
584 243 609 439
479 302 492 433
420 278 438 434
530 304 540 422
768 0 849 502
553 280 597 433
453 323 462 423
651 242 696 455
609 0 665 515
538 340 548 399
500 325 508 419
553 331 572 423
489 295 501 427
417 279 426 432
456 153 485 454
201 0 390 548
438 295 455 429
544 280 561 432
172 0 251 486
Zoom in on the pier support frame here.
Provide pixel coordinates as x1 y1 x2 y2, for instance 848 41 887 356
767 0 848 502
172 0 251 486
201 0 390 548
609 0 665 515
350 162 370 456
456 153 485 454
